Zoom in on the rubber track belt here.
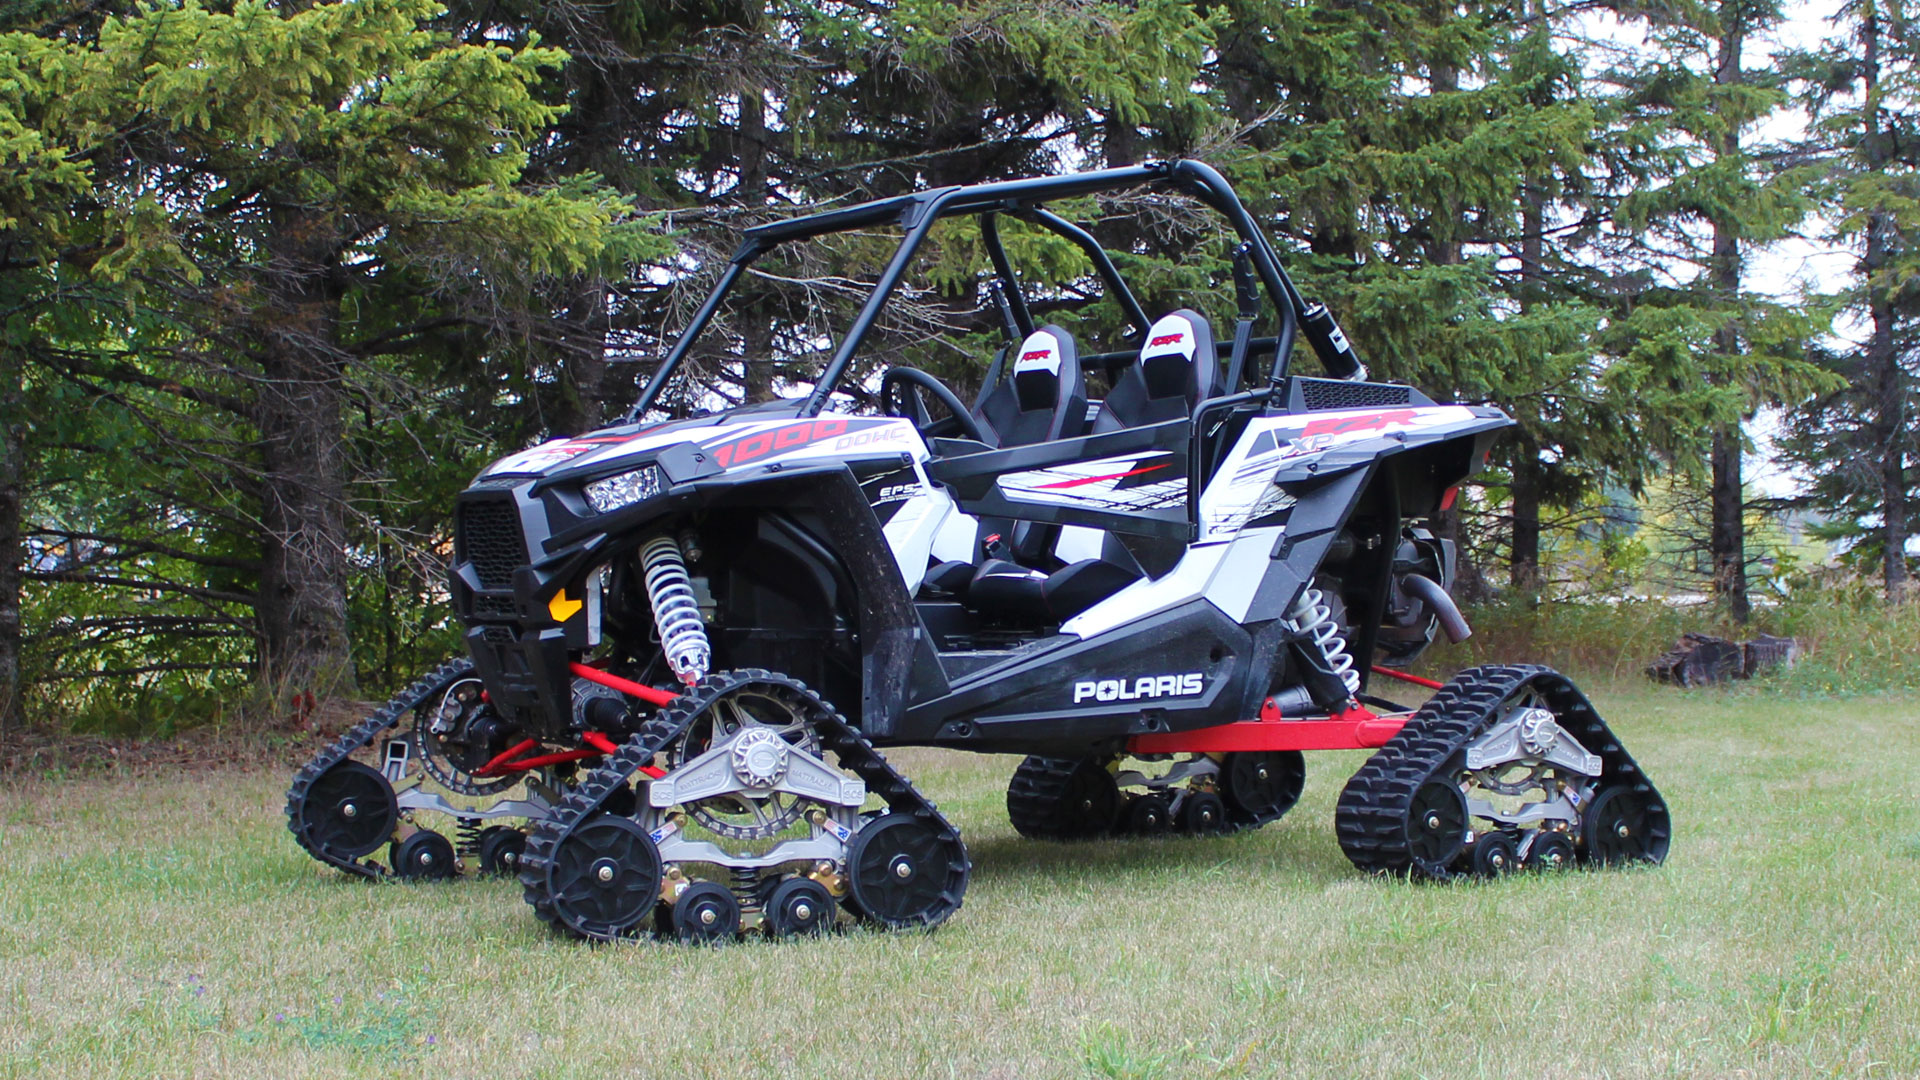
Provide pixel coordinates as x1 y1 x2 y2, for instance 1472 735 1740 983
517 668 970 939
284 657 476 879
1333 664 1665 878
1006 755 1110 839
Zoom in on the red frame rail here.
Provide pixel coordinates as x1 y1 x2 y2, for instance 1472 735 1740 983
1125 667 1450 756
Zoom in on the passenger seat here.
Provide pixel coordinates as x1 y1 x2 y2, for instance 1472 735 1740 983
1092 309 1217 432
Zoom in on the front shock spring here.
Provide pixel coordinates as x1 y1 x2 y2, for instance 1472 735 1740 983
1286 587 1359 696
639 533 710 686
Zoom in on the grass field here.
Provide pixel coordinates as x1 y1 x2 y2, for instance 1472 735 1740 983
2 681 1917 1079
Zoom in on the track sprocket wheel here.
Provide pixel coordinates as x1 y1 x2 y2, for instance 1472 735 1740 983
1220 750 1306 827
845 813 967 929
1007 755 1119 840
543 816 663 940
668 680 823 841
295 761 397 861
1581 784 1671 865
411 676 522 797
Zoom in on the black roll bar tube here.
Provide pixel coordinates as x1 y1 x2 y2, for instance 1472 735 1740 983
978 213 1034 340
1164 160 1305 386
626 249 763 422
1015 207 1152 342
632 159 1345 421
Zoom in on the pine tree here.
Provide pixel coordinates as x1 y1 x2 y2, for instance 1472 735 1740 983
1 0 654 716
1782 0 1920 598
1602 0 1829 619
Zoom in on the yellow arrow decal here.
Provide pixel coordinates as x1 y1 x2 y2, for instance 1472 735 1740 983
548 588 583 623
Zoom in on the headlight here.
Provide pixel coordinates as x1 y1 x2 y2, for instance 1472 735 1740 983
584 465 664 513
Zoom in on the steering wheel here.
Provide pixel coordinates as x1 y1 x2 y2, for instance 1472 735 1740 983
879 366 989 444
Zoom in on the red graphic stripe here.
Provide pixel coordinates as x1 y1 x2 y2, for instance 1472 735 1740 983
1036 463 1167 489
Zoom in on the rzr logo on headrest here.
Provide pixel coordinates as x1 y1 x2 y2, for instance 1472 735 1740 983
1149 333 1184 347
1021 349 1052 361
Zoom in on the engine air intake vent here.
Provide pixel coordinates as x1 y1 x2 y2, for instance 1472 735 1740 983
1297 379 1412 411
455 497 528 592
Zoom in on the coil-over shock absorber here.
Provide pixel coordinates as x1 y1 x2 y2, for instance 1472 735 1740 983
1286 586 1359 699
639 533 710 686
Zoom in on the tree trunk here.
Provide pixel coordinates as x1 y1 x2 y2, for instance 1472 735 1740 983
549 277 612 435
1708 8 1750 623
253 213 354 701
1861 8 1911 600
1512 150 1545 600
0 348 25 733
1709 426 1749 621
1510 446 1542 598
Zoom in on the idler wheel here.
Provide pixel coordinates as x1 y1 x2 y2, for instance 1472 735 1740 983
475 826 527 876
1526 831 1576 871
763 877 836 938
1221 750 1306 825
1471 831 1518 878
391 830 457 881
546 816 663 940
845 813 967 929
671 881 741 944
298 760 397 860
1178 791 1228 834
1124 794 1172 835
1581 784 1671 866
1404 779 1469 876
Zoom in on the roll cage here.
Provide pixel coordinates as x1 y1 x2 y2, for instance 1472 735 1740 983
623 159 1365 424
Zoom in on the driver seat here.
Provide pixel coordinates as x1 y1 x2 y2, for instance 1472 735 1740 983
1091 309 1217 432
921 327 1089 600
970 326 1088 448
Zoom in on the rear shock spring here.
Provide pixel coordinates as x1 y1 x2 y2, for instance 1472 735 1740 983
1287 587 1359 696
639 533 710 686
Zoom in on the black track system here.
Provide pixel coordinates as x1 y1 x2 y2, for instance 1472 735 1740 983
285 658 476 878
517 669 970 941
1006 755 1120 840
1333 664 1667 879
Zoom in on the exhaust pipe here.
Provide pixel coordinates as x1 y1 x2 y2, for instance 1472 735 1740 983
1401 573 1471 644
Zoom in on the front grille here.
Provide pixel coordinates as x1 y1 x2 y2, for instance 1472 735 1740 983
1298 378 1412 411
455 497 528 591
472 594 519 619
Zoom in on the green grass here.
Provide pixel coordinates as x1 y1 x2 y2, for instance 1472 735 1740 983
3 683 1919 1078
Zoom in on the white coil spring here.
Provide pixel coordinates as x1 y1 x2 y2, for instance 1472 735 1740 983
639 533 710 686
1287 587 1359 696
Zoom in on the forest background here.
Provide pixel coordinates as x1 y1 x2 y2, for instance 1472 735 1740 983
0 0 1912 734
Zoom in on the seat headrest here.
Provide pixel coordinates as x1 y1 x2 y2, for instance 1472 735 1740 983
1138 311 1215 400
1011 327 1074 412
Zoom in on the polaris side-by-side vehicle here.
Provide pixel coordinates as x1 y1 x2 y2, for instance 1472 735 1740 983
287 160 1670 942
